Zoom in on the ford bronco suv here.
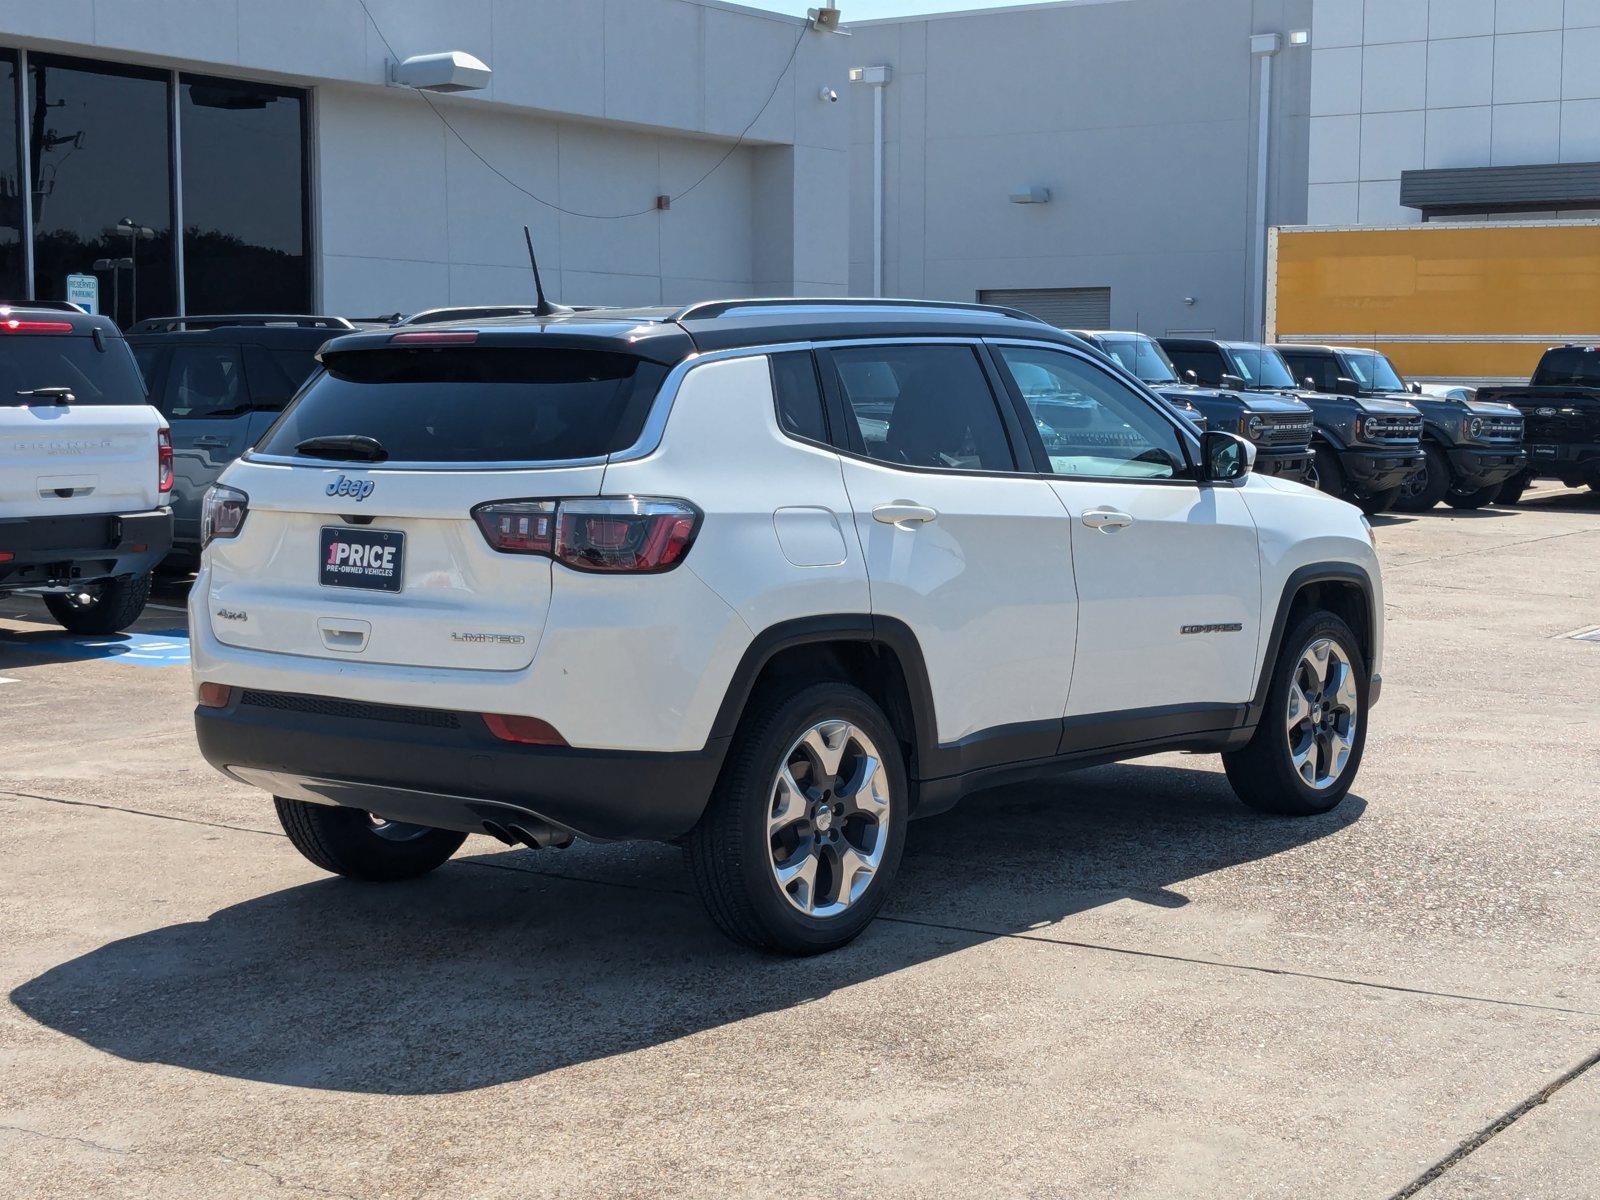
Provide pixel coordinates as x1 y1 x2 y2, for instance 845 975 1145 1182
1478 345 1600 504
1075 332 1316 483
0 302 173 633
1275 345 1524 512
190 299 1383 953
1168 338 1424 515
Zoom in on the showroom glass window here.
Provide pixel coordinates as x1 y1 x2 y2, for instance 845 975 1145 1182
0 50 21 298
27 55 175 325
180 75 310 315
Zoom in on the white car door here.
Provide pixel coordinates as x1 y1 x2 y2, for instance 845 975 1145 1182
988 342 1262 726
819 341 1079 771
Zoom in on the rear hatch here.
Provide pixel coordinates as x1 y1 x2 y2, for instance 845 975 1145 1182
205 338 669 671
0 330 164 518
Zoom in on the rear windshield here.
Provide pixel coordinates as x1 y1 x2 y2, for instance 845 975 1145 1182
0 334 148 405
257 347 670 463
1532 347 1600 388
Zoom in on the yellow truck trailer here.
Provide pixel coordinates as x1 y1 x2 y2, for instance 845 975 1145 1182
1267 220 1600 385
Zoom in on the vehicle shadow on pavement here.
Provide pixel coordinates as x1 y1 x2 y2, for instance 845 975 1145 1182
10 762 1364 1095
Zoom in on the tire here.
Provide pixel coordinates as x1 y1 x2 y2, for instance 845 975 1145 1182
685 680 908 954
273 797 467 881
1394 443 1450 512
1313 447 1344 498
1496 472 1533 506
1444 482 1501 510
1224 610 1368 817
1355 486 1401 516
43 573 153 635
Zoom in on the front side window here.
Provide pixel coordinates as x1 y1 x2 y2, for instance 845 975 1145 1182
825 344 1015 472
161 345 248 419
997 346 1189 480
1341 350 1406 392
1164 344 1226 386
1280 350 1338 392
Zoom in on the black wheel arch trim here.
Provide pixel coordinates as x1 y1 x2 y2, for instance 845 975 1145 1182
1246 562 1379 728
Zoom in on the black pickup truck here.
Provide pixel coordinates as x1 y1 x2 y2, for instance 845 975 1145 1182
1478 346 1600 503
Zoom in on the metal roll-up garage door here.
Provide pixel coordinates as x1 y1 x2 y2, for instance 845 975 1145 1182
978 287 1111 328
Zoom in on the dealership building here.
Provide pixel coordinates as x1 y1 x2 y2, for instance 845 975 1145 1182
2 0 1597 337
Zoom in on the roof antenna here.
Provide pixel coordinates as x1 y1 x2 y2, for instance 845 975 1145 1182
524 225 569 317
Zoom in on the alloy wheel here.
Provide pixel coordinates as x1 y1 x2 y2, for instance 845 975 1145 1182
1285 637 1359 790
766 719 891 917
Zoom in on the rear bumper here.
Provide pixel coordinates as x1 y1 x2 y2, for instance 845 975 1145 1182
1447 445 1526 489
1337 446 1426 493
0 508 172 590
1523 441 1600 483
194 688 727 842
1254 447 1314 481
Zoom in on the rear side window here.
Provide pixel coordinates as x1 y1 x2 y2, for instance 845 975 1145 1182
257 347 670 463
160 345 248 419
1532 347 1600 388
1280 350 1337 392
769 351 828 442
0 334 148 405
244 345 320 412
824 344 1015 472
1163 344 1226 385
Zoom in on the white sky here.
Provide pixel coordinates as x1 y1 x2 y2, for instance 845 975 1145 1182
742 0 1041 18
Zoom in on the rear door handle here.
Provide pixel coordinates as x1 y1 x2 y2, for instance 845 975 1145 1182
1081 508 1134 532
191 436 230 448
872 503 938 529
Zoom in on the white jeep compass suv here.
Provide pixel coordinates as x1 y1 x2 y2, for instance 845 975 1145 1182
191 300 1383 953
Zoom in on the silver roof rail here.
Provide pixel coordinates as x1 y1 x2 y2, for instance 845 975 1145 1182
670 297 1051 325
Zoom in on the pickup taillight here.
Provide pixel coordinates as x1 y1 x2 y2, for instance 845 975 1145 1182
472 497 701 574
158 428 174 494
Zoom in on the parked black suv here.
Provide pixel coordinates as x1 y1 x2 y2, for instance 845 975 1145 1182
1076 332 1314 481
1165 338 1423 514
1478 345 1600 503
126 316 359 559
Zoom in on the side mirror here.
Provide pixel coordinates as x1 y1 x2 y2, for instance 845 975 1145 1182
1184 368 1200 384
1334 376 1362 397
1202 430 1255 482
1409 381 1422 394
1303 376 1318 391
1219 373 1248 391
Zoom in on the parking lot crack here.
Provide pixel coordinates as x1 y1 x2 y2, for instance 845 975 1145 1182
0 789 282 838
0 1122 129 1158
1386 1044 1600 1199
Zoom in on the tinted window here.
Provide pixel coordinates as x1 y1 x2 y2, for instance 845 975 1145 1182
258 348 670 463
1164 344 1226 385
28 56 174 327
160 345 248 419
1226 346 1296 389
180 75 311 314
769 351 828 442
998 346 1188 480
0 51 21 298
826 344 1014 472
130 343 165 390
1280 350 1338 392
1342 350 1406 392
1533 347 1600 387
1098 335 1180 384
0 334 148 405
245 345 320 412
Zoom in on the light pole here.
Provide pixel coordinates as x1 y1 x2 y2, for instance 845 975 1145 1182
114 218 154 326
92 256 133 324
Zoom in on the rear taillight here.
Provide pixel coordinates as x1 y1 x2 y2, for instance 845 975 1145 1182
472 496 701 573
0 317 73 333
201 484 249 547
158 428 174 493
390 330 478 345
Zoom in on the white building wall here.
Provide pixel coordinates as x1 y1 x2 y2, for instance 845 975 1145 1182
1307 0 1600 225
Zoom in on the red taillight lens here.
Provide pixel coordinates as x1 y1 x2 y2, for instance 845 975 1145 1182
197 683 233 708
482 713 567 745
158 428 174 493
472 497 700 573
389 330 478 345
0 318 73 334
472 501 556 554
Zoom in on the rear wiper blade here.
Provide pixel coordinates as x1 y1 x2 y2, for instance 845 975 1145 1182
295 434 389 462
15 386 76 405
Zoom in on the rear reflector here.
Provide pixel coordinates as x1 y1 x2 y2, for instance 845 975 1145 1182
1 318 73 334
389 330 478 345
482 713 567 746
197 683 234 708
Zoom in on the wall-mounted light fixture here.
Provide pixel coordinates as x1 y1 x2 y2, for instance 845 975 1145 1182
389 51 492 93
1009 186 1052 205
1288 30 1310 46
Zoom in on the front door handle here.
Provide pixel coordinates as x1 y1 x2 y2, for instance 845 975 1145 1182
872 502 938 529
1081 508 1134 532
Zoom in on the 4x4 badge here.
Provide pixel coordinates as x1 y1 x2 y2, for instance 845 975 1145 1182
326 474 375 501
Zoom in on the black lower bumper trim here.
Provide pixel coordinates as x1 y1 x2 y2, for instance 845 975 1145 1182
1338 447 1426 491
196 690 727 842
0 508 172 589
1524 443 1600 484
1448 446 1526 488
1254 448 1314 479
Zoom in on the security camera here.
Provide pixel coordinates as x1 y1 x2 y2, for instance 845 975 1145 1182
819 86 839 103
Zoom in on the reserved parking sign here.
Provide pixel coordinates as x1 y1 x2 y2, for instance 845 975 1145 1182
66 273 99 315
